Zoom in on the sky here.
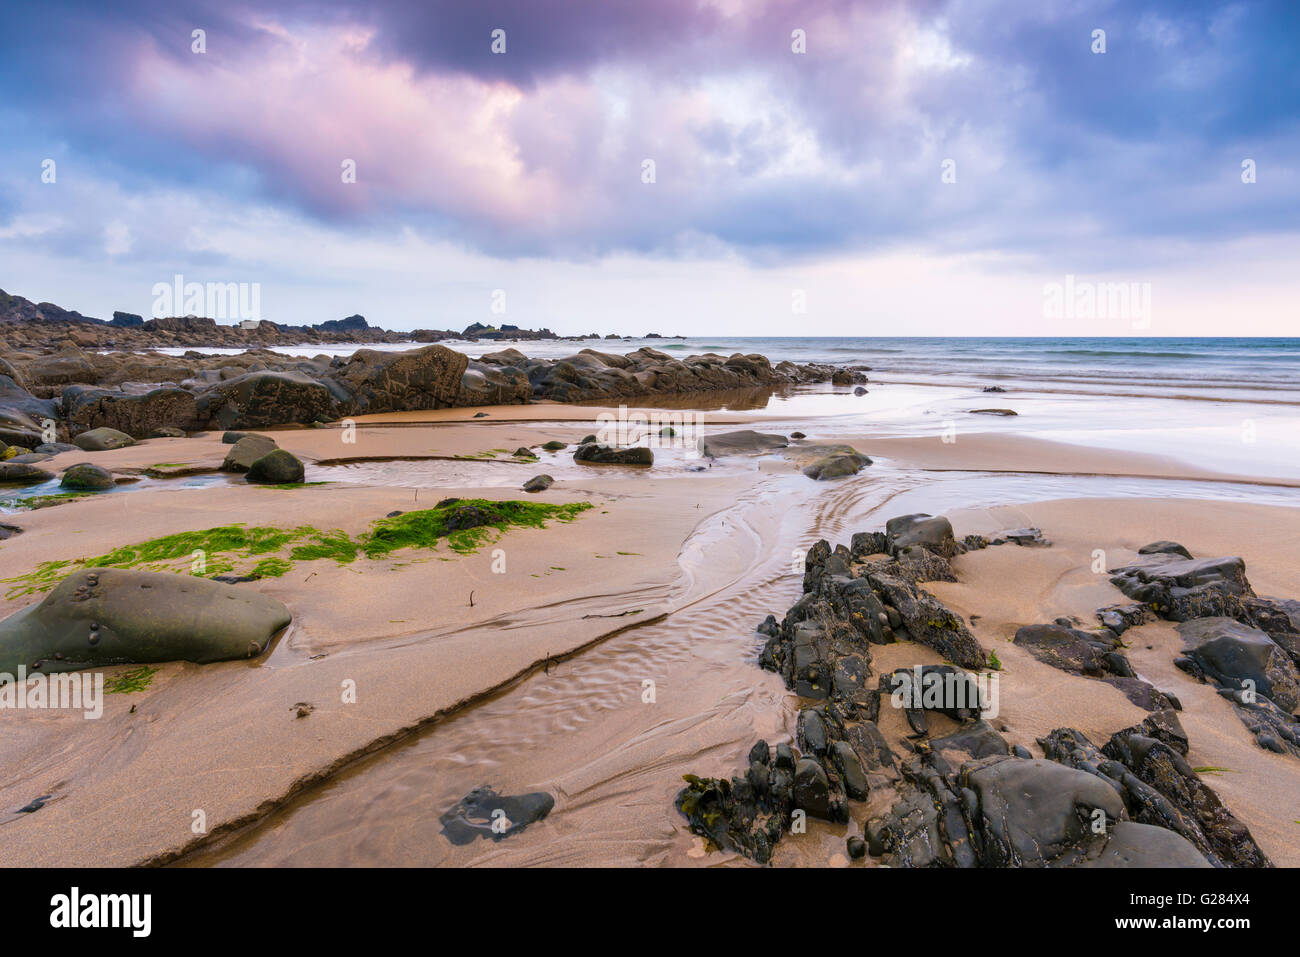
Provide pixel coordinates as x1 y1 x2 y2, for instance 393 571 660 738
0 0 1297 336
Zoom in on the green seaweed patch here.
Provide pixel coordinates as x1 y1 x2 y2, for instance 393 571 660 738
1 492 94 511
2 499 593 596
251 557 293 578
362 499 592 559
105 665 157 694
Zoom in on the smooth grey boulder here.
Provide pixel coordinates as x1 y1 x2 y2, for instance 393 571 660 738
1074 822 1212 868
60 463 115 490
0 463 55 484
0 568 291 677
886 513 959 558
72 427 135 451
522 474 554 493
245 448 305 484
699 430 789 457
221 434 278 472
802 452 871 480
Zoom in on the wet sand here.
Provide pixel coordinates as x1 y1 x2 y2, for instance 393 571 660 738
1 396 1298 867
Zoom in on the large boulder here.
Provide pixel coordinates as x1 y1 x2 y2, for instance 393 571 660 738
0 568 291 676
700 430 789 457
72 427 136 451
222 434 279 473
63 385 202 438
196 371 337 430
0 462 55 484
457 361 531 405
573 443 654 466
1175 617 1300 712
245 449 306 484
330 345 468 414
60 463 115 490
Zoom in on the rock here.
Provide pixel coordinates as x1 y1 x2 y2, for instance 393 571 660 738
1040 723 1269 868
148 426 187 438
0 463 55 484
71 427 135 451
0 523 23 539
521 474 554 493
793 758 838 821
1076 822 1212 868
196 371 336 430
847 835 866 859
438 786 555 845
969 408 1017 416
222 431 250 444
885 513 960 558
1139 540 1194 560
0 568 291 676
1175 617 1300 712
222 434 278 473
541 441 566 451
329 345 468 415
992 527 1049 547
245 449 306 484
700 430 789 457
790 431 806 439
802 452 871 480
513 447 535 458
59 463 115 491
963 758 1125 866
982 386 1007 393
1109 553 1252 621
853 386 868 396
63 385 201 438
573 443 653 466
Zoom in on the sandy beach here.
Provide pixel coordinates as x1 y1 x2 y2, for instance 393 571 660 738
2 370 1298 868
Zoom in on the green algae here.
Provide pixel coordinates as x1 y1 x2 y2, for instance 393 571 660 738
2 499 593 598
105 665 157 694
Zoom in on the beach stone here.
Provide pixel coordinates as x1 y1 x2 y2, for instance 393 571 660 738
793 758 836 821
700 430 788 457
221 434 278 472
885 513 959 558
962 758 1124 866
574 443 653 466
0 568 291 676
148 426 187 438
439 786 555 845
0 462 54 484
522 474 554 493
1076 823 1212 868
5 453 50 464
513 447 536 457
1139 540 1194 560
245 448 306 485
0 523 22 540
802 452 871 480
71 427 135 451
969 408 1017 416
222 430 250 444
59 463 115 490
35 443 78 454
1175 617 1300 712
541 440 566 451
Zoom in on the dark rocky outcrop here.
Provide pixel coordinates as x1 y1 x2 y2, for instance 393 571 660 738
1013 622 1177 711
573 443 653 466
